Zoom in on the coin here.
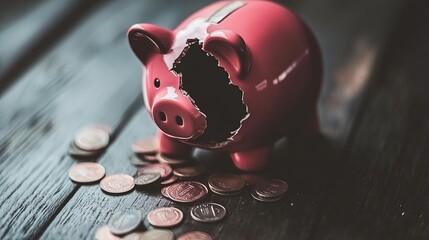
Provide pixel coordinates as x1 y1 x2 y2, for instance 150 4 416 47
129 155 150 166
167 181 208 203
74 127 110 151
140 229 174 240
251 190 283 202
68 162 105 183
208 173 245 194
161 186 171 199
95 225 121 240
108 210 141 235
178 231 212 240
134 173 160 187
254 179 288 198
140 154 159 162
132 137 158 154
147 207 183 227
95 226 143 240
136 164 172 179
209 187 241 196
68 142 102 157
190 202 226 223
157 153 189 166
160 175 178 186
173 165 206 178
100 174 135 194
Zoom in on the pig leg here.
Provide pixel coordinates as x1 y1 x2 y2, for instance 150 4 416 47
230 145 273 172
159 132 193 156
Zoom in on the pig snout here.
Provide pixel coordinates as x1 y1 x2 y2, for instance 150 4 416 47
152 87 207 140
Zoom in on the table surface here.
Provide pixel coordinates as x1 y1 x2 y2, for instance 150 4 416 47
1 0 428 239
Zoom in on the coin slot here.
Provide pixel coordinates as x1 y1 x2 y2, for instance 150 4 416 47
159 111 167 122
175 115 184 126
172 39 248 145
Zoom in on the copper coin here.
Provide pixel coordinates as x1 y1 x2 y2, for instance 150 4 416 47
100 174 135 194
74 127 110 151
147 207 183 227
132 137 158 154
108 210 142 235
167 181 208 203
134 173 160 187
68 162 105 183
160 175 178 186
178 231 212 240
140 229 174 240
141 154 159 162
157 153 189 166
95 225 121 240
173 165 206 178
208 173 245 193
251 190 283 202
255 179 288 198
209 186 241 196
161 186 171 199
68 142 101 157
190 202 226 223
136 164 172 179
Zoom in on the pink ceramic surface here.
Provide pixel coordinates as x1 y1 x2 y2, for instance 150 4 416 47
128 0 322 171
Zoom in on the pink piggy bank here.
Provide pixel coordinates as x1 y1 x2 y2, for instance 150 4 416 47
128 1 322 171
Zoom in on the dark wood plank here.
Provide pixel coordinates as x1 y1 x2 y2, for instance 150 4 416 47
0 0 103 94
0 0 195 239
40 0 406 239
311 1 429 239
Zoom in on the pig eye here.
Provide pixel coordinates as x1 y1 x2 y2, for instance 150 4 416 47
154 78 160 88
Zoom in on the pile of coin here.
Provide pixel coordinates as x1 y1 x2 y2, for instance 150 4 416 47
69 130 290 239
68 126 111 157
208 173 245 196
251 179 288 202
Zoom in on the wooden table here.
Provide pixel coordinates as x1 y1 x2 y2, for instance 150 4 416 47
1 0 428 239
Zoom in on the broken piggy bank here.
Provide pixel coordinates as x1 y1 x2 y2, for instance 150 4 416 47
128 1 322 171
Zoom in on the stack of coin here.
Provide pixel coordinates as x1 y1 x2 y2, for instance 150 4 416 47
131 136 159 162
251 179 288 202
208 173 245 196
69 126 111 157
173 165 206 179
161 181 208 203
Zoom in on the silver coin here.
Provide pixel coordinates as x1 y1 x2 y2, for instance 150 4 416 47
251 190 283 202
190 202 226 223
74 127 110 151
108 210 141 235
140 229 175 240
254 179 288 198
68 142 101 157
134 173 160 187
129 155 150 166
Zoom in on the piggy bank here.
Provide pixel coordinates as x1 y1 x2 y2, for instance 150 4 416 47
128 0 322 171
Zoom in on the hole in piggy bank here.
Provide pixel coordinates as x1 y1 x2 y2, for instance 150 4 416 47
172 39 248 146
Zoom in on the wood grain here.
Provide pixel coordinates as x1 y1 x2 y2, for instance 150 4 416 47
39 0 407 239
310 1 429 239
0 0 103 93
0 0 207 239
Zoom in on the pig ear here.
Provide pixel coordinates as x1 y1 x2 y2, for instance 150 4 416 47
203 30 251 78
128 24 173 65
